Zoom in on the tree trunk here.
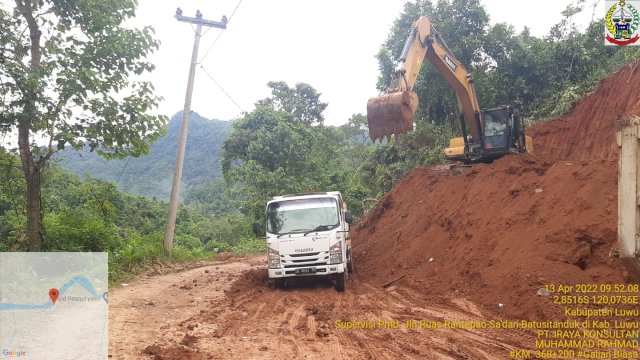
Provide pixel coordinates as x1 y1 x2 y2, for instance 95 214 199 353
25 167 42 250
18 123 42 251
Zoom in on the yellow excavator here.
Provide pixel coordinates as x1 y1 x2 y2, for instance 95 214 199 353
367 16 532 162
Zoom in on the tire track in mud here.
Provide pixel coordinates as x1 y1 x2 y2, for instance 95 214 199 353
362 280 535 356
110 257 535 359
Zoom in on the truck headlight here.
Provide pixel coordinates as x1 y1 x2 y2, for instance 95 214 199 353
329 241 342 264
268 248 280 268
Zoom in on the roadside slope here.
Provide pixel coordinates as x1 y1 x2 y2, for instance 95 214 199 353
352 63 640 320
528 63 640 162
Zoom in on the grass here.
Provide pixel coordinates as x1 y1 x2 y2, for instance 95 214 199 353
108 236 266 285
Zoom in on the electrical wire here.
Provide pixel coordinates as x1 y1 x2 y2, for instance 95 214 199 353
198 0 243 63
183 1 247 117
116 156 131 185
198 64 246 114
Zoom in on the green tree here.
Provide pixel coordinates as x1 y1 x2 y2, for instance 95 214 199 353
256 81 328 125
340 113 369 145
222 81 349 221
0 150 26 249
221 106 320 219
0 0 167 249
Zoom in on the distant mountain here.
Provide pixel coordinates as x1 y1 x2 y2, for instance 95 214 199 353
56 112 231 199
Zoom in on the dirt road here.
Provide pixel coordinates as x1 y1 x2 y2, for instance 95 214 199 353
109 256 537 359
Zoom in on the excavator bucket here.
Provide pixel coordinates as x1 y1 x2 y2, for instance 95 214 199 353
367 91 419 142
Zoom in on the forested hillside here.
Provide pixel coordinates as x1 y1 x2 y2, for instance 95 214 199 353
1 147 259 281
56 112 230 199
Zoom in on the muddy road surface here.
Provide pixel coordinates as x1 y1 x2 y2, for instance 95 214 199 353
109 256 536 359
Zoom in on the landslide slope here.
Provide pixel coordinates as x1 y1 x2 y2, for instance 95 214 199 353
352 63 640 320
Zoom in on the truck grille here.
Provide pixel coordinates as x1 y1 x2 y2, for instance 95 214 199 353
288 252 320 257
280 252 329 268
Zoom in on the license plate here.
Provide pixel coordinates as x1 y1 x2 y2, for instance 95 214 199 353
294 267 316 274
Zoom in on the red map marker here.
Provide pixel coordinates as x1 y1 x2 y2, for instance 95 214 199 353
49 288 59 305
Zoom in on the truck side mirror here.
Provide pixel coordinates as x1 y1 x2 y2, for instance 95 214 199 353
252 222 263 236
345 211 353 224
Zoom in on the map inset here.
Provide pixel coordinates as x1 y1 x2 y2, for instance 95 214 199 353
0 252 108 359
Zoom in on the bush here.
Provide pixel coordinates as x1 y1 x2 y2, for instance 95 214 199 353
109 232 164 281
180 214 250 245
44 210 122 252
232 238 267 254
174 234 202 250
172 246 207 261
203 240 232 253
0 212 26 251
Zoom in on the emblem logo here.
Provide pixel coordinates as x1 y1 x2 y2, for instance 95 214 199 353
605 1 640 45
443 55 458 71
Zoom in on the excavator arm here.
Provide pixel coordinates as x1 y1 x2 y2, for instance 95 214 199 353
367 16 531 162
367 16 482 142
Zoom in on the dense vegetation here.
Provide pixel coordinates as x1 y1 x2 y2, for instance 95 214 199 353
0 0 167 250
0 147 262 282
1 0 639 281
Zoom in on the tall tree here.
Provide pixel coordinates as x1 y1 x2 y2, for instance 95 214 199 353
256 81 328 125
0 0 166 250
340 113 369 145
221 105 319 219
222 81 346 220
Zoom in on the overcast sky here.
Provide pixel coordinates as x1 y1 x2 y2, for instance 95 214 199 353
133 0 602 126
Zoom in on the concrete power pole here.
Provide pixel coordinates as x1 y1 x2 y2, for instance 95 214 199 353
165 9 227 254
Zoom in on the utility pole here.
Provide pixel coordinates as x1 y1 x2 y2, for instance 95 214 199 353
165 9 227 254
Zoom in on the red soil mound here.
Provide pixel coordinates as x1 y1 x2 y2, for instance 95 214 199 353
352 63 640 320
528 63 640 161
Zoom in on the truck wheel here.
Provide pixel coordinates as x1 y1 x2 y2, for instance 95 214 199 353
347 250 354 273
335 271 347 292
274 278 284 290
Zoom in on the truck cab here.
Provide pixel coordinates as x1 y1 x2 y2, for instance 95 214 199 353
255 191 353 292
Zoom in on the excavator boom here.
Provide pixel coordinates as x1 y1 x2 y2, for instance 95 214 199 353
367 17 481 142
367 16 531 161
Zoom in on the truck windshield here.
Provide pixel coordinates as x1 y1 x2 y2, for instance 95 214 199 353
266 198 339 235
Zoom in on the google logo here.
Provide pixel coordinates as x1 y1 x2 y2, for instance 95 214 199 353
1 349 27 357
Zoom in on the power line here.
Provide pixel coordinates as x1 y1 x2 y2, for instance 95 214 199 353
198 0 243 63
116 156 131 184
198 64 246 114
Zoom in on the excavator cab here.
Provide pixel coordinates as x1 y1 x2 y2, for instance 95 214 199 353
444 106 531 163
483 107 512 154
483 106 530 157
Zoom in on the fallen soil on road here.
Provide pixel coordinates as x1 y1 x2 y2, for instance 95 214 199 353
353 156 624 321
109 256 535 359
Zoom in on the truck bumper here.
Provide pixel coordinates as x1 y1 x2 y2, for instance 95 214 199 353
268 264 345 278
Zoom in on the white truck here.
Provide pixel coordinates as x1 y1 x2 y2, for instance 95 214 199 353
253 191 353 292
